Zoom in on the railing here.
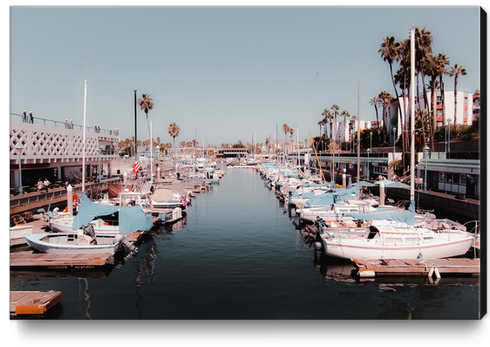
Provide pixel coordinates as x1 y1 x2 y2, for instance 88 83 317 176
9 177 123 209
10 112 120 136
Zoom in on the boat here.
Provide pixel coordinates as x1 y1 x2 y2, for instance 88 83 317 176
24 225 128 254
10 224 33 247
48 192 154 234
316 201 476 260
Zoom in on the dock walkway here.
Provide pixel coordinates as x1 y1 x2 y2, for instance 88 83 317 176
353 258 480 278
10 290 63 316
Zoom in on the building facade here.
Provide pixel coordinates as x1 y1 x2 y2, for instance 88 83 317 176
10 115 120 192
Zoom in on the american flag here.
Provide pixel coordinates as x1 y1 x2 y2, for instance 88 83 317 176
133 161 140 175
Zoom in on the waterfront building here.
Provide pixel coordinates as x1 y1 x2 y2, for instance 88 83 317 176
387 90 477 144
9 113 120 194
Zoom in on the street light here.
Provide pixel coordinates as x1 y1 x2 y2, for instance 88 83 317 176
367 148 371 181
369 132 373 152
423 145 430 192
393 127 396 160
447 118 452 159
15 144 24 198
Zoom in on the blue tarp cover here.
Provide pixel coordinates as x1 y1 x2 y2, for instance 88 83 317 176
343 200 416 225
304 187 359 208
72 193 154 233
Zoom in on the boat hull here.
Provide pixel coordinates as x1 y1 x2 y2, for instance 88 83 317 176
24 233 121 253
320 233 475 260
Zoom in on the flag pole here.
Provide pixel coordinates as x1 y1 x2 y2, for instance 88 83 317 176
82 76 87 193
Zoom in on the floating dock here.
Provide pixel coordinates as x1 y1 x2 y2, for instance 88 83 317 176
10 250 115 270
10 291 63 316
352 258 480 278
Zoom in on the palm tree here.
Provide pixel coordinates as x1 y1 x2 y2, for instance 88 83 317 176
378 91 393 144
322 108 333 139
379 36 402 119
168 122 180 152
437 54 450 126
369 97 381 128
330 104 339 150
340 110 350 145
425 54 440 151
137 94 154 139
415 109 429 150
447 64 468 125
414 28 433 110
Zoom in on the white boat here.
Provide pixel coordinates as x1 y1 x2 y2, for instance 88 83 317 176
317 218 476 260
10 224 33 247
49 216 119 234
24 232 125 254
48 192 154 234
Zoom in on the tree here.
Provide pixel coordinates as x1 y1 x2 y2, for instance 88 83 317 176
330 104 339 150
378 91 393 143
168 122 180 154
379 36 403 121
369 97 381 128
340 110 350 144
447 64 468 125
414 28 433 111
322 108 333 139
137 94 154 141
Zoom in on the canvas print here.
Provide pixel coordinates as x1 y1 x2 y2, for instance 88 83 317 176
9 5 485 330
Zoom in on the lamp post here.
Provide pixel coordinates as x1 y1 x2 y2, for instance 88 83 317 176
367 148 371 181
393 127 396 160
423 145 430 193
447 118 452 159
97 148 101 183
369 131 372 152
15 144 24 198
337 149 341 175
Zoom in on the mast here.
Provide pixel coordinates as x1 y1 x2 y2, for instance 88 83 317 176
410 28 415 201
150 120 153 181
82 76 87 193
134 90 137 164
357 77 360 182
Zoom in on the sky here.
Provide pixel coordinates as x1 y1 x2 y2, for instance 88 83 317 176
8 4 483 148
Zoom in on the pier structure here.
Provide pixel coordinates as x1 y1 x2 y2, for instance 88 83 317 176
10 114 120 196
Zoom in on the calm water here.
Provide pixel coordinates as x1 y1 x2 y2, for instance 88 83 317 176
10 168 481 319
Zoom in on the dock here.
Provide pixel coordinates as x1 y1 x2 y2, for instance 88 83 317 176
10 250 115 270
352 258 480 278
10 290 63 316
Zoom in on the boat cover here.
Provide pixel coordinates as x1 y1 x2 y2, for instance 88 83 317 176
304 187 359 208
72 193 154 233
343 200 416 225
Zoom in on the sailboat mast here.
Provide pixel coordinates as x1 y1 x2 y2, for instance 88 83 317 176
82 76 87 193
357 77 360 182
410 28 415 201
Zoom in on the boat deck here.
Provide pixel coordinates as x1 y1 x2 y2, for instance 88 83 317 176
352 258 480 278
10 290 63 316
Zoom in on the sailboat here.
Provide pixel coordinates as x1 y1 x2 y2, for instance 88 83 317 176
316 30 476 260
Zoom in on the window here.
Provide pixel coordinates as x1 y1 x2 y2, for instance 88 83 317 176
446 173 453 183
453 173 459 185
460 175 467 185
439 172 445 182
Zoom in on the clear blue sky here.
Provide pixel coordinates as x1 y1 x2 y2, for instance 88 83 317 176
9 5 482 147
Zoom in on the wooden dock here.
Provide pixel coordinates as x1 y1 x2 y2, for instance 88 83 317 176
10 291 63 316
10 250 114 270
352 258 480 278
